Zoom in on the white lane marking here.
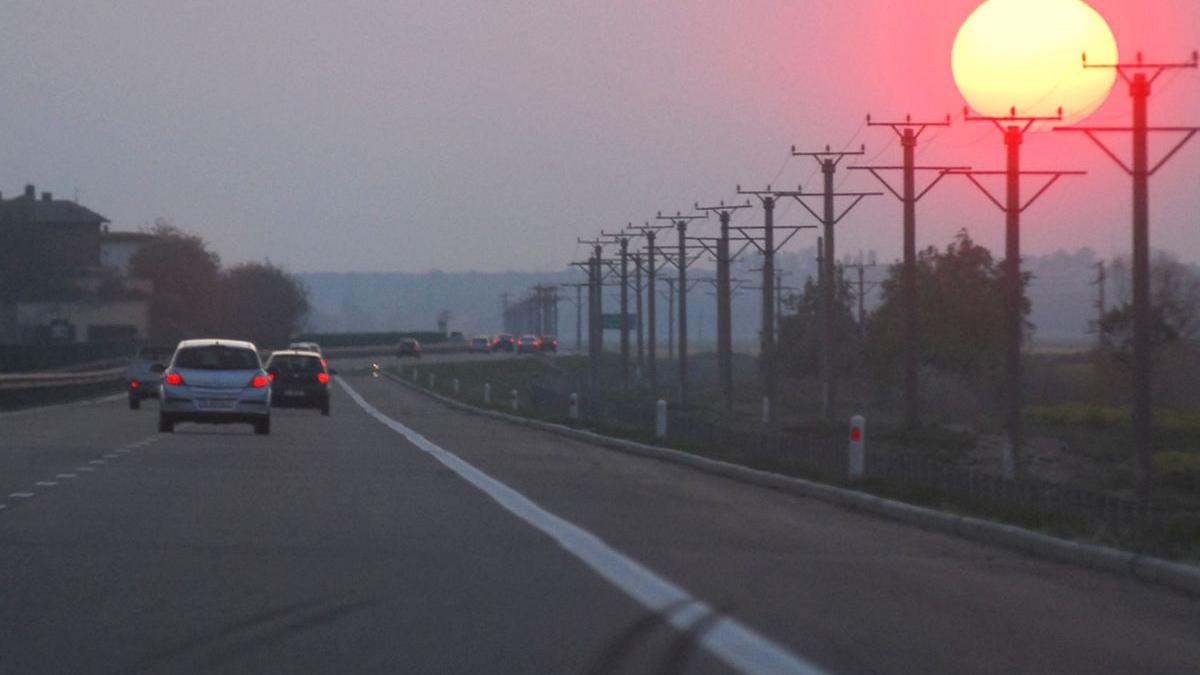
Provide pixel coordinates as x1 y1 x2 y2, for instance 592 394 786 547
35 481 57 487
9 492 35 499
103 454 119 459
0 504 6 510
76 467 96 472
57 474 77 479
337 378 827 675
88 460 106 465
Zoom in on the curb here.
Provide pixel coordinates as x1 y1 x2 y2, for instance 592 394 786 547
382 372 1200 598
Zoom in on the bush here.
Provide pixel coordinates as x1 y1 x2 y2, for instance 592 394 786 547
1155 451 1200 491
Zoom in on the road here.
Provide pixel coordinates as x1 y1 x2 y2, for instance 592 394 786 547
1 363 1197 674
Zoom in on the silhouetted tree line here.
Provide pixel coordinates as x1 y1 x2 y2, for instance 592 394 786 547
130 222 309 347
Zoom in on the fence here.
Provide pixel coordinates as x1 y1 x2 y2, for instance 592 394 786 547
518 378 1190 550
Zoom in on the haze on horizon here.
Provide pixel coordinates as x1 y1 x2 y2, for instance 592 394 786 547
2 0 1197 274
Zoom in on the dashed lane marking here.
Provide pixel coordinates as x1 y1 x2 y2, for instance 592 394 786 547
75 467 96 472
88 460 106 465
337 377 828 675
35 482 57 487
9 493 35 499
103 454 119 459
56 474 77 479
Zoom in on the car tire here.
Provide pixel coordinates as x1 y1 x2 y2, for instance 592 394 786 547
129 396 141 410
254 418 271 435
157 413 174 433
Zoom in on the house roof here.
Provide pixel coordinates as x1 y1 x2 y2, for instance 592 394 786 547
0 185 109 226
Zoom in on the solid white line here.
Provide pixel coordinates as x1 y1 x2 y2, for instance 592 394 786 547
9 492 35 499
337 377 826 675
0 393 126 420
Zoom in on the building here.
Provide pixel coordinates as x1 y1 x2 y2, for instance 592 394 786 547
0 184 151 346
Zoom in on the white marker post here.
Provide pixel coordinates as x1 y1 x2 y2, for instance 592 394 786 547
511 389 520 412
568 393 579 420
483 383 491 406
849 415 866 480
428 373 436 389
762 396 771 425
452 378 460 395
655 400 668 440
412 368 419 382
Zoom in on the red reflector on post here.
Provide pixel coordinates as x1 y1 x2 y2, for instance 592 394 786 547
851 428 862 442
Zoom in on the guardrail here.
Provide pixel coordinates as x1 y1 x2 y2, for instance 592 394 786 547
0 366 127 410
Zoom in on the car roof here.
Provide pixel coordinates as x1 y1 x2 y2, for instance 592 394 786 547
175 338 258 351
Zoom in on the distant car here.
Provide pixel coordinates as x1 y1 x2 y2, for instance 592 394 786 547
539 335 559 353
470 336 492 353
266 350 332 415
126 345 174 410
516 335 542 353
491 334 515 352
449 331 465 343
287 341 323 357
158 339 272 435
396 338 422 358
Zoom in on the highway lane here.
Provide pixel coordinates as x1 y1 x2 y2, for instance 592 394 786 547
0 380 732 674
1 372 1197 674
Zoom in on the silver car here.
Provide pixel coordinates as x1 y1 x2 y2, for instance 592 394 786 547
158 339 272 435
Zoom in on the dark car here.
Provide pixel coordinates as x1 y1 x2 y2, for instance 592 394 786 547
125 345 174 410
491 334 515 352
539 335 559 353
396 338 422 358
265 350 332 415
516 335 542 354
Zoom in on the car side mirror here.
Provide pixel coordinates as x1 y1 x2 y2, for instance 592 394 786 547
150 363 166 374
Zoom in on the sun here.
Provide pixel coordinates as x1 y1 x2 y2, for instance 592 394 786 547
952 0 1118 128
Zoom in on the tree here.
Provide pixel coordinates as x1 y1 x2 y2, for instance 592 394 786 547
129 220 223 343
1098 252 1200 360
219 262 310 347
866 230 1030 387
777 270 859 378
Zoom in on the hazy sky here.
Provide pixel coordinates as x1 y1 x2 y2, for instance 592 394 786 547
2 1 1198 273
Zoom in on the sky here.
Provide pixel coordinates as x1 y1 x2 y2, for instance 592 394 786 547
1 0 1198 274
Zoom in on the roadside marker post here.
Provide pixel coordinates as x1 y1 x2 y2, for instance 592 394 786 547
568 393 579 420
452 378 460 395
429 373 436 389
655 400 668 440
483 383 492 406
849 415 866 480
511 389 520 412
762 397 771 425
412 368 419 382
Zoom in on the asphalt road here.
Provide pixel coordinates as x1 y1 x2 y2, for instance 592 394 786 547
1 369 1197 674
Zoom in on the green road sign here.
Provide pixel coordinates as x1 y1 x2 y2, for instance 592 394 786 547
601 314 638 331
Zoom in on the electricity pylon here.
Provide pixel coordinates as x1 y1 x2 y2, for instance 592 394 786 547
1056 50 1199 499
655 211 709 409
789 145 881 422
951 107 1085 481
850 114 966 430
694 199 754 413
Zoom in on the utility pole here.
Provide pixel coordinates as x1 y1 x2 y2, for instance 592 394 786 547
560 282 588 352
789 146 880 423
695 199 754 413
851 114 965 430
601 231 633 390
1091 260 1108 349
953 107 1085 481
1056 50 1199 499
842 254 878 339
633 252 644 371
655 211 708 409
735 187 813 425
574 241 608 389
630 223 673 394
664 277 676 362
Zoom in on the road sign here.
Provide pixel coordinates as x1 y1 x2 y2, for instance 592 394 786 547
602 313 638 331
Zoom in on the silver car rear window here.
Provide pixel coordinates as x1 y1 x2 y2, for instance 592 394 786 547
174 346 260 371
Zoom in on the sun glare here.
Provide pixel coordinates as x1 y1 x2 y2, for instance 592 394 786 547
952 0 1118 127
